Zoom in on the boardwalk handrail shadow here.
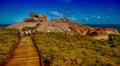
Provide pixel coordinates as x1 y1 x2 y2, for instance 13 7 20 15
31 37 44 66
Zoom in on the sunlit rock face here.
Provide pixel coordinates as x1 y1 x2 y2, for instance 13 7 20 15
23 12 46 23
35 17 72 32
87 28 119 40
66 22 91 35
35 21 71 32
6 22 39 29
7 12 119 40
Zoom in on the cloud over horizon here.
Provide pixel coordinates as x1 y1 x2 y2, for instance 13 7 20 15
49 11 63 17
68 17 78 21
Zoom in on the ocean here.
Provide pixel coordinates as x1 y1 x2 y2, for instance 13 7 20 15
0 24 11 27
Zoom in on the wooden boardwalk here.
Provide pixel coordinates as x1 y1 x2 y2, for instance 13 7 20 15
4 37 40 66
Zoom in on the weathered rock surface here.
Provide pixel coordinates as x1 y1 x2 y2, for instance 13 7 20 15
67 22 91 35
7 22 39 29
7 12 119 40
87 28 119 40
35 21 71 32
38 14 46 22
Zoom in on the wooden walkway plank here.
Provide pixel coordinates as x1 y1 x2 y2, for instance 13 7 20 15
4 37 40 66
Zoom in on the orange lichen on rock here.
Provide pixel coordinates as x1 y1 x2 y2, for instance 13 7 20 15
38 14 46 22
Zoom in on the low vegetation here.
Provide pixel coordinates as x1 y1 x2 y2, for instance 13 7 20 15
33 32 120 66
0 27 18 62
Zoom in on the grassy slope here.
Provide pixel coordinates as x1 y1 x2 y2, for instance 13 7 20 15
33 32 120 66
0 27 18 62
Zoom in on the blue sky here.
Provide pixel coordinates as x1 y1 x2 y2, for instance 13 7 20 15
0 0 120 24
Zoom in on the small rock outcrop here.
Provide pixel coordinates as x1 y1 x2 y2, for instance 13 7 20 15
7 12 119 40
24 12 46 23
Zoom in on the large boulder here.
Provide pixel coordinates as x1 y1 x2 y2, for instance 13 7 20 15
87 28 119 40
24 12 46 22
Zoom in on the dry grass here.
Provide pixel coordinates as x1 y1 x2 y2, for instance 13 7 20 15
33 32 120 66
0 27 19 62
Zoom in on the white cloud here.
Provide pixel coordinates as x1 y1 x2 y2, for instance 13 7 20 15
84 17 89 21
49 11 63 17
69 17 78 21
91 16 101 19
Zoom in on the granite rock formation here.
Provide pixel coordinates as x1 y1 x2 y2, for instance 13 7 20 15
7 12 119 40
